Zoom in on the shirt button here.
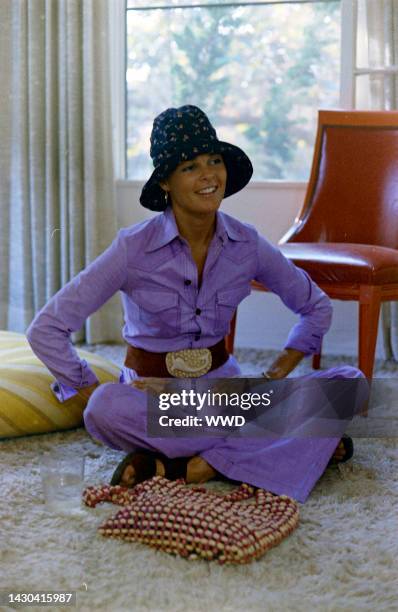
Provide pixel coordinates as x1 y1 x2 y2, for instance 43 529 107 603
184 279 192 286
195 308 201 315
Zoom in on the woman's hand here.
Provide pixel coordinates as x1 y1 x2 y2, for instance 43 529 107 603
131 378 170 395
76 382 100 402
262 348 305 380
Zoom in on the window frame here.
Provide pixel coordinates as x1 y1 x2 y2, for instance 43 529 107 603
110 0 354 182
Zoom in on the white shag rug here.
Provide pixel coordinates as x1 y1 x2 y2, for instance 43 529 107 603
1 347 398 612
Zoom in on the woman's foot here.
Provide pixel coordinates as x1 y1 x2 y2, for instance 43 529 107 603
329 436 354 465
115 453 217 487
332 441 346 462
110 451 160 487
119 458 165 487
186 456 217 483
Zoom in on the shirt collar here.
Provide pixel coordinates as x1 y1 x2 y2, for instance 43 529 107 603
216 211 249 243
144 207 248 253
144 207 180 252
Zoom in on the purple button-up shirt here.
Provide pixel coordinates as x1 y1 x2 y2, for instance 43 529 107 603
26 207 332 402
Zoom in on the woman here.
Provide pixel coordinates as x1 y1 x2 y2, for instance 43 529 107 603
27 105 365 502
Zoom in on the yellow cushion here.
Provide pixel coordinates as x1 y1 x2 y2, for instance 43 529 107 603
0 331 119 439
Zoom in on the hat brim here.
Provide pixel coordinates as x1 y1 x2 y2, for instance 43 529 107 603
139 141 253 211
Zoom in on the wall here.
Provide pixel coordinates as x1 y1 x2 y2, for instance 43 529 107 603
116 180 385 358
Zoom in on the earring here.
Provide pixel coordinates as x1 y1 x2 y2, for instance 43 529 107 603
164 191 169 207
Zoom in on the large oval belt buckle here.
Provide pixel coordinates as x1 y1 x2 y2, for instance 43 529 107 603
165 348 212 378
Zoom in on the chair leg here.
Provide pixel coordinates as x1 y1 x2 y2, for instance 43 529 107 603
381 302 394 360
358 285 382 379
312 343 322 370
225 311 237 354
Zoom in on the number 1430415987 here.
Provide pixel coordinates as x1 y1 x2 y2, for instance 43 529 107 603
1 591 76 606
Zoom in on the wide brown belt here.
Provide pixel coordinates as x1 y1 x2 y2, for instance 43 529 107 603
125 339 229 378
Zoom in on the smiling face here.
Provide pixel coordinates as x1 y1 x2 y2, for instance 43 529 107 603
160 153 227 219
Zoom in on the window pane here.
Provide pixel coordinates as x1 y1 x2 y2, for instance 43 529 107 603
355 73 398 110
127 0 299 7
126 1 340 180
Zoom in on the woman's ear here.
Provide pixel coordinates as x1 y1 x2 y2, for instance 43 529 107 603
159 181 169 192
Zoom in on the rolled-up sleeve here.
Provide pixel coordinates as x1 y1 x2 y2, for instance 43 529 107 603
26 230 128 400
254 235 332 355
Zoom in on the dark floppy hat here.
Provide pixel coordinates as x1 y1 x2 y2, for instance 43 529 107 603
139 105 253 211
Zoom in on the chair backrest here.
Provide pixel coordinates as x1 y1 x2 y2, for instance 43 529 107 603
281 110 398 250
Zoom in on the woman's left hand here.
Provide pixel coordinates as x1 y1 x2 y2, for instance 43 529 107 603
262 348 305 379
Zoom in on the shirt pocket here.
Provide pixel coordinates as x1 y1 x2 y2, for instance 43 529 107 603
133 289 180 337
215 284 251 335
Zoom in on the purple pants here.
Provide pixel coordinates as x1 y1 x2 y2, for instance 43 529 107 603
84 356 366 502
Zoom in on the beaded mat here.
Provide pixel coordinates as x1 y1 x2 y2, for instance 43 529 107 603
83 476 299 565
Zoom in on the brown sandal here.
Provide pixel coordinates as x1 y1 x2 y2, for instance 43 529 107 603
110 451 157 486
110 451 190 487
328 436 354 466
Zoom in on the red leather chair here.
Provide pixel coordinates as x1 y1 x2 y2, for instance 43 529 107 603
226 110 398 378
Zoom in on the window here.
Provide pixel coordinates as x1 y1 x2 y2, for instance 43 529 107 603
354 0 398 109
125 0 341 181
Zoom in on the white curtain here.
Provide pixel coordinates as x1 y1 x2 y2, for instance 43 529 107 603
356 0 398 359
0 0 122 344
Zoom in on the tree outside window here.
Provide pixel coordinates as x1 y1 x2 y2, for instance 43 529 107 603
126 1 341 181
